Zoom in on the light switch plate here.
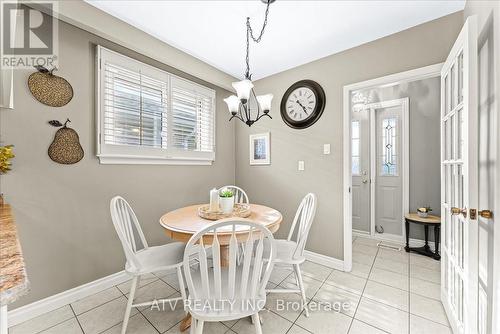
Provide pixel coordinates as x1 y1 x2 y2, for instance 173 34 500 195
298 161 305 171
323 144 331 155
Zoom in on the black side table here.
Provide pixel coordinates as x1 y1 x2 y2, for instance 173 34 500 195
404 213 441 260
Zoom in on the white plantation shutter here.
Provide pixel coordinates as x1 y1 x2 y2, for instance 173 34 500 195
171 77 215 153
97 46 216 164
103 63 168 148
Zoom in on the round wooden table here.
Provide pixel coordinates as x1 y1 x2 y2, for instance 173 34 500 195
159 203 282 331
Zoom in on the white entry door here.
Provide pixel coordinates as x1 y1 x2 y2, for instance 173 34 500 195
371 99 409 237
440 16 478 334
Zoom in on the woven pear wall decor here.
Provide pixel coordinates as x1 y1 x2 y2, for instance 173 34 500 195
48 119 84 164
28 66 73 107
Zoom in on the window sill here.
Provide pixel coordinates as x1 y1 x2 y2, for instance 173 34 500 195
97 154 214 165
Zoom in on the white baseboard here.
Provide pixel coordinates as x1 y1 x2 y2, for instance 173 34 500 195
8 271 130 327
304 250 344 271
353 231 437 250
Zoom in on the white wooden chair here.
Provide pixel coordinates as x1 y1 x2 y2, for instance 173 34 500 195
183 219 276 334
110 196 186 334
217 185 249 204
265 193 317 317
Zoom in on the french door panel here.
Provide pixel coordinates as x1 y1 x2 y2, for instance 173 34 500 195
441 16 478 334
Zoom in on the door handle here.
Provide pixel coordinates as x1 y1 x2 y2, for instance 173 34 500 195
479 210 493 219
451 207 467 218
362 179 368 184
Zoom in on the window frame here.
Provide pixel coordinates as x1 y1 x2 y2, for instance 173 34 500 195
96 46 216 165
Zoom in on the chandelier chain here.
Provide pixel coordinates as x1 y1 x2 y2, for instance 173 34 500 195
245 1 271 79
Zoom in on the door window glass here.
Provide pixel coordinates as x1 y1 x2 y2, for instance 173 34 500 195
381 117 397 176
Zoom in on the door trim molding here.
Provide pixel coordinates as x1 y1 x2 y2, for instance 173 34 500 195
342 63 443 272
366 98 410 239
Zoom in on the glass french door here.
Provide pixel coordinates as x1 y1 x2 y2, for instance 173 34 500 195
441 16 478 334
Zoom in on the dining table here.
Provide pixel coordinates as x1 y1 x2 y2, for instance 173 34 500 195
159 203 283 332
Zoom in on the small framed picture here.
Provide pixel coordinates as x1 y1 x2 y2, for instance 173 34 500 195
249 132 270 165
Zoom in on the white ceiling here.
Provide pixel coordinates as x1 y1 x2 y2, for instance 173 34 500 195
85 0 465 80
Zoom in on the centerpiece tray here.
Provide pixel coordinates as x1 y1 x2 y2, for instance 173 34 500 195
197 203 251 220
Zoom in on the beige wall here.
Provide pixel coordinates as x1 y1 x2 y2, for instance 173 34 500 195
235 12 463 260
1 20 235 307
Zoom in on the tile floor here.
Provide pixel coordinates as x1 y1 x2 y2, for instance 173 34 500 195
9 237 451 334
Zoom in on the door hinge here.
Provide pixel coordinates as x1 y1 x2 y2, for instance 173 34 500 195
470 209 477 220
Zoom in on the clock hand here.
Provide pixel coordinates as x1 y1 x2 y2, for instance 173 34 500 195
296 100 309 115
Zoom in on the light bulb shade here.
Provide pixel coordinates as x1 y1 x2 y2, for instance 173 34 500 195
232 79 254 102
257 94 273 112
224 95 240 114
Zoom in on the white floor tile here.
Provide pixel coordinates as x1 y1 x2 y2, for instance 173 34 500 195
313 283 361 317
409 254 441 271
295 307 352 334
410 266 440 284
269 266 293 285
117 273 158 294
286 324 312 334
348 319 386 334
373 257 409 275
350 262 372 279
325 270 367 295
231 310 293 334
369 267 409 291
165 320 230 334
355 297 409 334
158 271 182 291
127 279 177 307
140 293 186 333
410 293 449 326
38 318 83 334
77 296 138 334
409 314 452 334
265 292 306 322
363 280 408 311
352 251 376 266
9 306 74 334
377 249 409 264
279 273 323 299
410 277 441 300
71 287 123 315
352 243 379 256
299 261 333 282
101 313 158 334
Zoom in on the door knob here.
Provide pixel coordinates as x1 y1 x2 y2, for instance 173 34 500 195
479 210 493 219
451 207 467 218
362 179 368 184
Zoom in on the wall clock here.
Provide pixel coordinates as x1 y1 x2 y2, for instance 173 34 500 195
280 80 326 129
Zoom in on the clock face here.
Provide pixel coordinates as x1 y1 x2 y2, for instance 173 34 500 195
284 87 317 122
280 80 326 129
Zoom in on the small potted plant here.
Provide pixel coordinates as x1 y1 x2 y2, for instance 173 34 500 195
219 188 235 214
417 206 432 218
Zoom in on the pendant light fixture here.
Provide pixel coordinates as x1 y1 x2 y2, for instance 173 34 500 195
224 0 275 127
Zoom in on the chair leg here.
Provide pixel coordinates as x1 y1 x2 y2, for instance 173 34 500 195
121 276 138 334
176 266 187 314
195 320 204 334
252 313 262 334
294 264 309 317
